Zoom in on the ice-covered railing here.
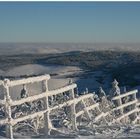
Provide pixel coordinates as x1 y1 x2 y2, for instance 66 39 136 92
0 75 80 138
110 80 138 124
0 75 140 139
0 75 50 138
0 75 106 138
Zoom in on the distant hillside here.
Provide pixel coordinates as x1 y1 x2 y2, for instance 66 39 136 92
37 51 140 87
1 50 140 87
1 50 140 70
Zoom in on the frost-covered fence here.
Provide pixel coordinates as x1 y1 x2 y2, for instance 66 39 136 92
110 80 138 124
0 75 79 138
0 75 101 138
0 75 50 138
0 75 140 139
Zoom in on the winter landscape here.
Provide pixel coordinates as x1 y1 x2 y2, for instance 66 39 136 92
1 1 140 139
0 43 140 139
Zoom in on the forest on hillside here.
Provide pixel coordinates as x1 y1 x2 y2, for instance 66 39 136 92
1 50 140 87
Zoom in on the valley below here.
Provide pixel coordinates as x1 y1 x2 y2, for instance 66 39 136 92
1 50 140 94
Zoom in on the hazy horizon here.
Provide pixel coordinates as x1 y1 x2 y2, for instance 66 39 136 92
0 42 140 56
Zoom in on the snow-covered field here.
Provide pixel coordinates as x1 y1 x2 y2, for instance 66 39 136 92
0 64 112 93
0 63 139 97
0 64 81 99
3 64 82 77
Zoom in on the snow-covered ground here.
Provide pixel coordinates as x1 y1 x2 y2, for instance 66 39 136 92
0 64 112 94
76 125 140 139
3 64 82 77
0 64 81 100
0 63 139 97
0 63 138 97
11 125 140 138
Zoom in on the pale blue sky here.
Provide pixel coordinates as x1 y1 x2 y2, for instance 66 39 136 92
0 2 140 43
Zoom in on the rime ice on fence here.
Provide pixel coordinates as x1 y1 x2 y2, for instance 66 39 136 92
0 75 140 138
97 87 114 124
0 75 81 138
3 79 13 139
0 75 51 138
111 79 138 124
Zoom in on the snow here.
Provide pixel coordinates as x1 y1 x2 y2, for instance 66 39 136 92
9 125 140 138
0 61 114 94
0 64 81 100
3 64 81 77
0 64 111 93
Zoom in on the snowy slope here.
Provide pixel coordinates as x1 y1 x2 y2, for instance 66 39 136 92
4 64 81 77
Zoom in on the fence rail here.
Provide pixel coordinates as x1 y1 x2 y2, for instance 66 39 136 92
8 75 50 87
112 90 138 100
47 84 77 96
115 108 138 122
113 100 138 111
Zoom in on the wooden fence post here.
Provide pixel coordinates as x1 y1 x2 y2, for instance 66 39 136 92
69 88 78 131
81 99 92 121
132 91 138 124
3 79 13 139
42 80 51 136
